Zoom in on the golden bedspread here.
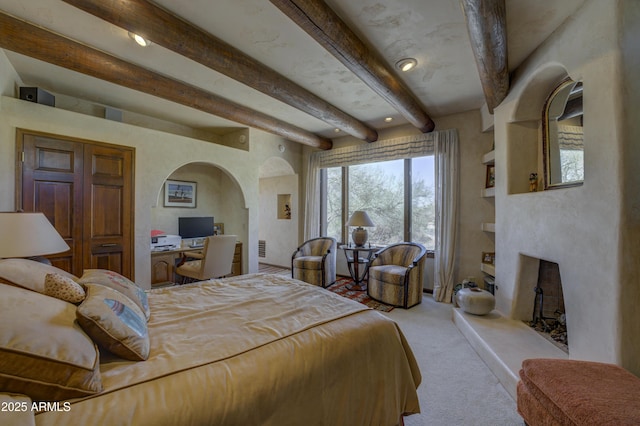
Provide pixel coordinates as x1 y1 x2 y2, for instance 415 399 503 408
35 273 421 425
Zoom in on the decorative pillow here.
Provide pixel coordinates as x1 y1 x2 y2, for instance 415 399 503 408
76 284 150 361
45 272 86 304
0 283 102 401
0 258 78 293
77 269 150 320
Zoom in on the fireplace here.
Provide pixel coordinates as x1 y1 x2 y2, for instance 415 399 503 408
529 260 567 352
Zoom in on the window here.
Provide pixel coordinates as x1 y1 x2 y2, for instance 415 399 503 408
321 156 435 249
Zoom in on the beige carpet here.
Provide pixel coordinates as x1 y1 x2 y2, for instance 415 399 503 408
386 297 523 425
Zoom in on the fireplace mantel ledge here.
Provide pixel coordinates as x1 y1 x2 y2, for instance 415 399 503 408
453 308 568 400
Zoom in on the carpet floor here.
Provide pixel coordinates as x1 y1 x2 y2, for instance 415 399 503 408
386 297 522 425
327 277 394 312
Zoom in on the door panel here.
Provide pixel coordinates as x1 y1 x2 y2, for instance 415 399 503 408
21 133 83 275
84 144 133 277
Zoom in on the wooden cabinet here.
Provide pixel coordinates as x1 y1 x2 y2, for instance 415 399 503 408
150 242 243 287
17 130 135 279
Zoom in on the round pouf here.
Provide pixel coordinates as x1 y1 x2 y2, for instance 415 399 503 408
455 288 495 315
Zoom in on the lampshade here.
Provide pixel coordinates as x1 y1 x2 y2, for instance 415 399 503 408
0 212 70 258
346 211 374 228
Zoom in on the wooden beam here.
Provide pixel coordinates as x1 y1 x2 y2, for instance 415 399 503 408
461 0 509 114
62 0 377 142
269 0 435 134
0 12 331 150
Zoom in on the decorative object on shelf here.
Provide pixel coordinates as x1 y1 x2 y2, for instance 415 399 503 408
529 172 539 192
485 165 495 188
482 252 495 265
0 212 70 259
164 180 196 208
277 194 292 220
455 287 496 315
213 223 224 235
346 210 375 247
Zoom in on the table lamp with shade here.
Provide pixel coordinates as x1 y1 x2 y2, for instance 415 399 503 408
0 212 70 259
346 210 374 247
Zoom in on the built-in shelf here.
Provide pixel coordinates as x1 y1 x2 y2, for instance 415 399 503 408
482 187 495 198
482 149 495 165
481 263 495 276
481 222 496 232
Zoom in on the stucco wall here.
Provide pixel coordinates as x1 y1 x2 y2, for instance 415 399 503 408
259 174 299 267
493 0 640 373
0 51 302 287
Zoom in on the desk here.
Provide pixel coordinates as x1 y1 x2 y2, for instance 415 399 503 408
340 245 381 291
150 242 242 287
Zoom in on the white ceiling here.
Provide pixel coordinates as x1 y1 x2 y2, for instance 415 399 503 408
0 0 585 142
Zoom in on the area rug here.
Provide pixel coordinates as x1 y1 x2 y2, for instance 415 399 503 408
328 277 394 312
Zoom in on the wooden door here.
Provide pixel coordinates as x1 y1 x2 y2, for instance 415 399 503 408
83 144 133 275
20 132 83 274
18 130 135 279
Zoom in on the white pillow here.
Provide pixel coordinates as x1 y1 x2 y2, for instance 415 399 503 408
0 258 78 293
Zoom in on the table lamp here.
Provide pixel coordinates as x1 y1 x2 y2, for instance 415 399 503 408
346 210 374 247
0 212 70 258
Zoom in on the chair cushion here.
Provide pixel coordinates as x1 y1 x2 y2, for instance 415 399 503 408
293 256 323 270
176 260 202 277
369 265 408 285
76 284 150 361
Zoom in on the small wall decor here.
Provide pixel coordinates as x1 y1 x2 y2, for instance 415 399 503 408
214 223 224 235
164 180 196 208
277 194 292 219
482 252 496 265
485 165 496 188
529 172 539 192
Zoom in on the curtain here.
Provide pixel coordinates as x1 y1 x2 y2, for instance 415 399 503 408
304 130 455 240
433 132 459 303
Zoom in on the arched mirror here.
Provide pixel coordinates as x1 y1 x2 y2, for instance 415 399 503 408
543 79 584 189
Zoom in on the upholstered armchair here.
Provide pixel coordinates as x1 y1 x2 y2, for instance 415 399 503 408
367 242 427 309
291 237 337 288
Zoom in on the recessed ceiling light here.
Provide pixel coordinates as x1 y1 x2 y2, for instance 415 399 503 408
128 32 151 47
334 128 341 133
395 58 417 72
384 117 393 123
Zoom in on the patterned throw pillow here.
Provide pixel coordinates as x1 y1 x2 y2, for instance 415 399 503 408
78 269 150 320
76 284 150 361
44 273 86 304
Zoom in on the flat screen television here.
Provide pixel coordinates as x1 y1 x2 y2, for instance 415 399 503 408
178 216 214 239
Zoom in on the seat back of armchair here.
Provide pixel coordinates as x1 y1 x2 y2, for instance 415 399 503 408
373 243 427 268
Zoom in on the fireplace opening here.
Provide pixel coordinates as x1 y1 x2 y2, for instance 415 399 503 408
528 260 568 352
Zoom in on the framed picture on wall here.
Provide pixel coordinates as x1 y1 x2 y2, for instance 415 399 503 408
485 165 496 188
214 223 224 235
164 180 197 208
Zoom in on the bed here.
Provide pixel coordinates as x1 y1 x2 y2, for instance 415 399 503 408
0 259 421 426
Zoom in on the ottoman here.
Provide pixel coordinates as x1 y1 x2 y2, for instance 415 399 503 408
517 358 640 425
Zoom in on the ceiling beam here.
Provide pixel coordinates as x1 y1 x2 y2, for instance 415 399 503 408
0 12 331 150
62 0 377 143
460 0 509 114
269 0 435 134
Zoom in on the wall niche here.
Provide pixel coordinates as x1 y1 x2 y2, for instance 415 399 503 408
277 194 292 220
